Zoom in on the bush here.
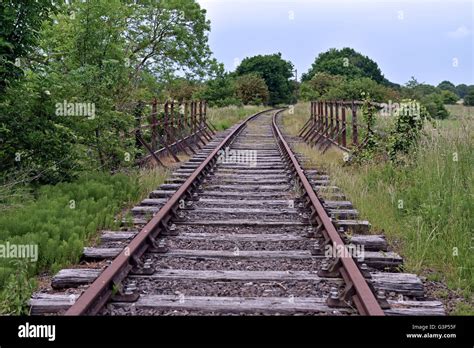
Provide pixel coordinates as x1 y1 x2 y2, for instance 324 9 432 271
440 90 459 104
463 87 474 106
193 73 237 107
234 73 269 105
388 99 431 161
324 77 399 102
0 170 167 314
423 93 450 119
235 53 295 105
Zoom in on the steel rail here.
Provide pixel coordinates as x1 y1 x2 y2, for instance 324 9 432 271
66 108 274 315
272 109 384 316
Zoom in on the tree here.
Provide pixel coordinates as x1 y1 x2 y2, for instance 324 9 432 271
193 72 239 107
234 73 269 105
302 47 390 85
124 0 219 83
464 87 474 106
456 84 469 99
402 77 438 100
235 53 295 105
0 0 220 183
437 80 457 94
0 0 57 94
423 94 449 119
440 90 459 104
300 72 344 101
165 78 199 102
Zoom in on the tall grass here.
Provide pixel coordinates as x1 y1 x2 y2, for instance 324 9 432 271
282 104 473 313
207 105 268 131
0 168 168 314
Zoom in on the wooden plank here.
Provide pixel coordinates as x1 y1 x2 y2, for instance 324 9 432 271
216 165 286 170
159 183 182 190
161 249 312 260
386 300 445 316
43 269 426 298
200 191 291 198
211 179 289 185
158 249 402 267
213 174 288 179
335 220 371 233
100 231 137 242
362 251 403 270
198 198 294 206
131 206 160 214
175 220 308 227
175 232 306 242
29 294 78 315
140 198 168 206
328 209 359 219
111 295 353 314
371 272 424 297
217 169 285 175
52 269 102 289
203 184 289 191
140 269 322 281
188 207 298 215
83 247 122 260
348 235 387 251
322 200 353 209
150 190 176 198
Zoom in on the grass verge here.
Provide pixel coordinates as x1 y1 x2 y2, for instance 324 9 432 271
282 103 473 315
0 168 168 314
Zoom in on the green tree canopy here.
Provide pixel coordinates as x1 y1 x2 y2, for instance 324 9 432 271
302 47 391 85
464 87 474 106
440 90 459 104
0 0 219 183
437 80 457 94
235 53 295 105
0 0 57 93
456 84 469 98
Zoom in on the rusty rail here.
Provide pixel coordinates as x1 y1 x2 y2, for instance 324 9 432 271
65 108 273 316
273 109 384 316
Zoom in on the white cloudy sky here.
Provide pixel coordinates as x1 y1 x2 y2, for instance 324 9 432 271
197 0 473 85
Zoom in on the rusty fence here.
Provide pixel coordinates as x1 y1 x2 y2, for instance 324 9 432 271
133 99 217 166
298 100 381 153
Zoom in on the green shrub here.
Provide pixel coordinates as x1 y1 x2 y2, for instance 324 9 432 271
234 73 269 105
440 90 459 104
423 93 450 119
464 87 474 106
0 169 167 314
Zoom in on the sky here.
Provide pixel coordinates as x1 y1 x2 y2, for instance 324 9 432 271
196 0 474 86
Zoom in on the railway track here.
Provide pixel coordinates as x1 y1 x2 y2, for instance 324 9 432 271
30 109 444 316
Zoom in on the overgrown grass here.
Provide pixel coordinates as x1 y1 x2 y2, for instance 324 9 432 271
207 105 268 131
282 103 473 314
445 104 474 119
0 168 168 314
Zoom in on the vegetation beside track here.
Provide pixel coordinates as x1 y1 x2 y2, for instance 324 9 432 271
281 103 474 315
207 105 268 131
0 105 263 315
0 168 169 314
